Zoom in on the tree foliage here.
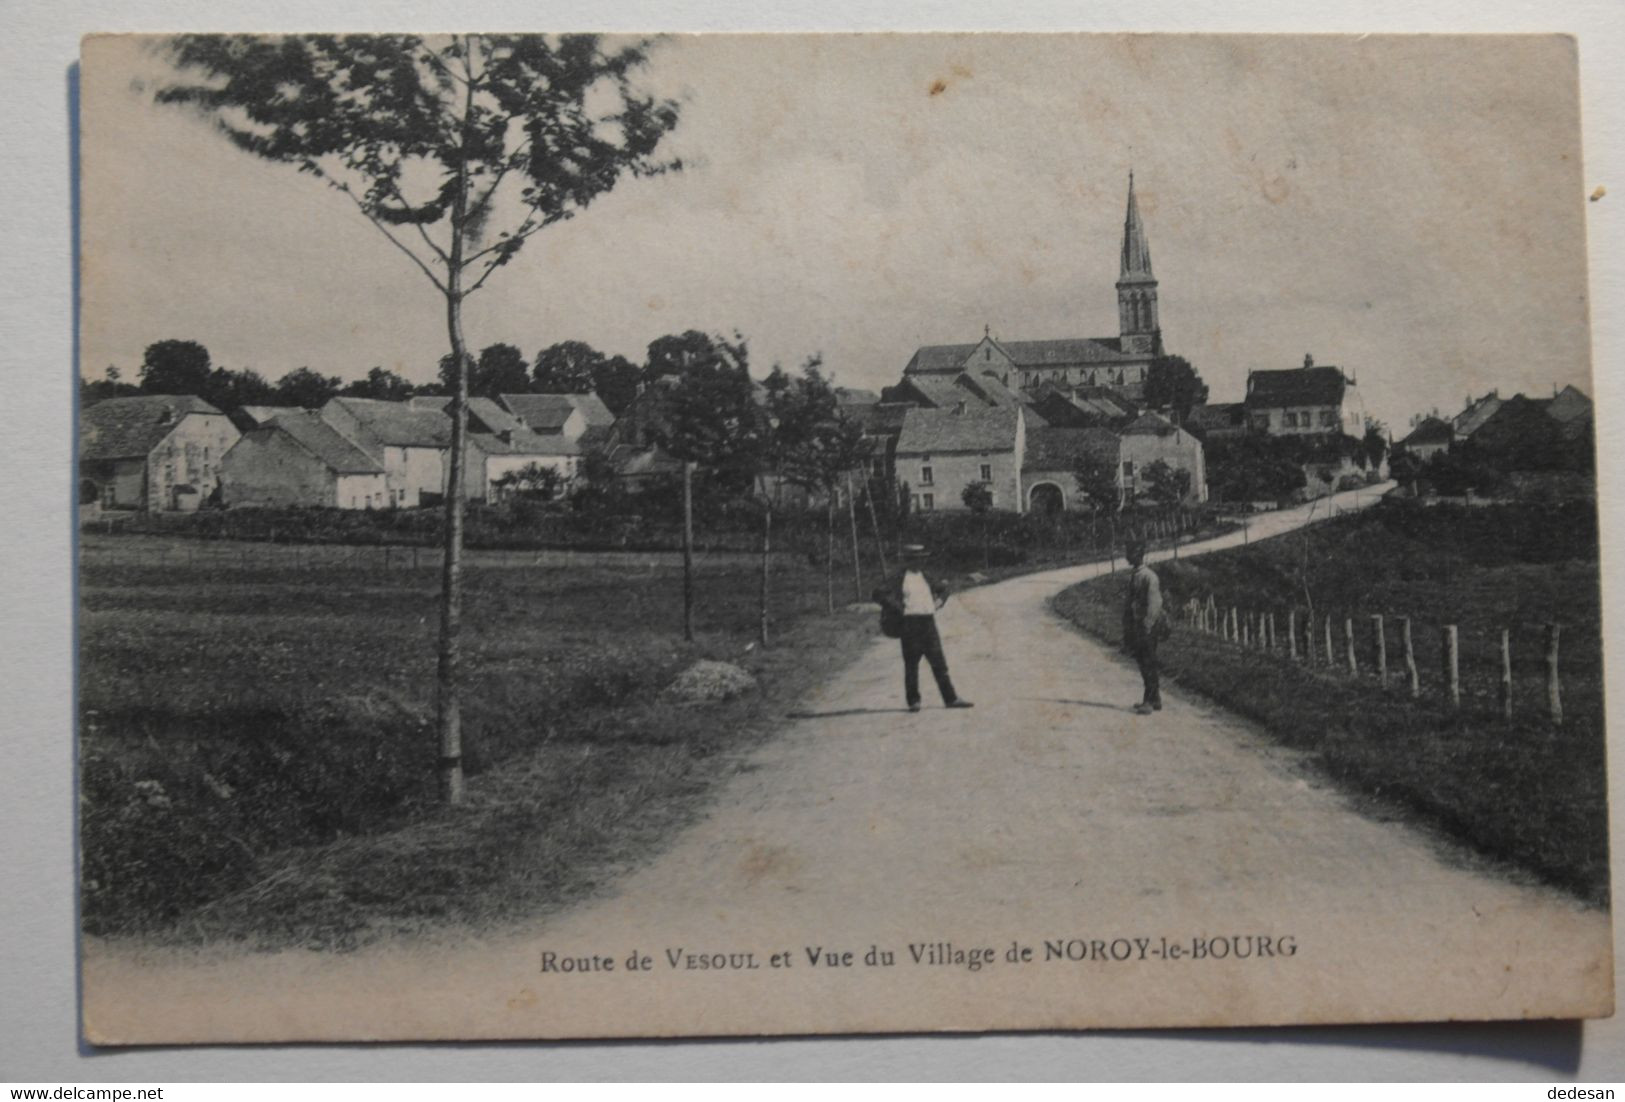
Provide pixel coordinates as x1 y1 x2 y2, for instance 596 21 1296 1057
645 330 719 382
1072 449 1122 515
651 333 766 494
532 340 602 393
493 460 564 499
1206 436 1310 503
1141 458 1192 507
139 339 214 395
341 365 417 401
961 482 993 513
1143 355 1209 423
273 366 344 408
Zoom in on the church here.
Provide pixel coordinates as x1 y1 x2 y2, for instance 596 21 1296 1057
899 174 1165 401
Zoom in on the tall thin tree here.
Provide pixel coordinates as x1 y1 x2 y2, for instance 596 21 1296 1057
158 34 681 802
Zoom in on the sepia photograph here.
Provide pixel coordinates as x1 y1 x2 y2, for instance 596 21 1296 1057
74 31 1611 1043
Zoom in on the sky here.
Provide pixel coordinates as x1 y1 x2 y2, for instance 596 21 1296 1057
79 33 1595 432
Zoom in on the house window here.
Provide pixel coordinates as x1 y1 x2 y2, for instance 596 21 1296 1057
1122 460 1134 477
1321 410 1336 427
980 464 992 482
911 494 922 512
922 493 934 511
921 465 934 486
984 347 990 361
1283 412 1297 428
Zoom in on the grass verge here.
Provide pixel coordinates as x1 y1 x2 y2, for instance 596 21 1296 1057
1051 500 1608 906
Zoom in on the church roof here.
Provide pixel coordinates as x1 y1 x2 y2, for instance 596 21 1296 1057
905 337 1144 377
895 407 1021 455
1023 426 1119 471
1245 365 1350 409
1119 172 1154 284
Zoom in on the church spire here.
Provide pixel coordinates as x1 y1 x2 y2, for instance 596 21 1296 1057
1116 172 1160 355
1119 171 1154 281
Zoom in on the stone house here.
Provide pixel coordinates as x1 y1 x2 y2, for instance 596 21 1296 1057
416 396 585 500
1243 355 1367 437
893 405 1025 513
80 394 240 511
498 392 614 442
220 410 388 509
1118 411 1208 503
320 396 451 507
1021 426 1122 513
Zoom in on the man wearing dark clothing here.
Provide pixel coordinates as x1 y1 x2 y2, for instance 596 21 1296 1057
872 546 974 712
1122 539 1167 714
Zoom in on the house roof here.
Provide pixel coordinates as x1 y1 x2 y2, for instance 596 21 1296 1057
961 370 1031 411
835 386 880 406
327 397 451 448
499 393 592 433
1400 417 1454 447
1245 365 1350 409
1023 426 1119 471
1121 410 1179 437
1547 384 1592 425
607 443 684 479
239 405 302 425
81 394 224 461
853 402 912 436
905 337 1143 376
895 407 1020 455
256 412 385 474
1186 402 1246 434
1452 392 1503 437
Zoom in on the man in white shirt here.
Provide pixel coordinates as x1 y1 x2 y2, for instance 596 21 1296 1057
872 545 974 713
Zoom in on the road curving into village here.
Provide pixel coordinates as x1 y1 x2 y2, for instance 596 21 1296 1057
82 482 1613 1042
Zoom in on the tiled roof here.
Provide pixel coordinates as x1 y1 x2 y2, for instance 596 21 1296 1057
905 337 1142 376
500 393 586 433
895 407 1020 455
1547 385 1592 425
1186 402 1246 429
961 371 1029 410
81 394 223 461
239 405 302 425
1000 337 1142 367
256 412 384 474
1121 410 1179 437
1399 417 1454 447
328 397 451 448
1245 366 1349 409
1023 426 1119 471
835 386 880 406
854 402 912 435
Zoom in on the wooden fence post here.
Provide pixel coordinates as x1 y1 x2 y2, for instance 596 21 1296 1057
1498 628 1512 720
1324 616 1334 670
1267 613 1277 653
1288 611 1299 661
1545 623 1563 726
1344 618 1357 674
1443 625 1460 708
1371 614 1386 686
1242 615 1251 648
1400 616 1419 698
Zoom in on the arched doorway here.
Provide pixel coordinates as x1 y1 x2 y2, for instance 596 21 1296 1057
1028 482 1065 515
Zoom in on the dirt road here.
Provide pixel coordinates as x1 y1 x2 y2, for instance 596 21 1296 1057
83 486 1612 1041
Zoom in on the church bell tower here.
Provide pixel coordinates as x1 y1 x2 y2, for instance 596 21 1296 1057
1116 172 1160 356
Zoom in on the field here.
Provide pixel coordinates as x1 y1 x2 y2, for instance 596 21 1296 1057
1053 500 1609 904
79 542 877 949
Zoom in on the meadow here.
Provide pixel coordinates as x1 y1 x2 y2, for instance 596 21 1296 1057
1053 500 1609 904
79 546 873 948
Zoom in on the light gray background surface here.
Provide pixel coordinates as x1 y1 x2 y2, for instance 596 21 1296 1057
5 0 1623 1082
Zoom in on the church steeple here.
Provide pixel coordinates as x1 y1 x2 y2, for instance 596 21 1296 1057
1116 172 1160 355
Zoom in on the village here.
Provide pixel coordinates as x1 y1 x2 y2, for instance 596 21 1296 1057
79 178 1593 530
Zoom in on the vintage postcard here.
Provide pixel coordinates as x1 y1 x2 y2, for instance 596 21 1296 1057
77 32 1611 1043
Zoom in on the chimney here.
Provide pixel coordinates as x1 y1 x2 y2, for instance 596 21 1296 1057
499 429 514 444
954 400 968 416
1303 353 1314 368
